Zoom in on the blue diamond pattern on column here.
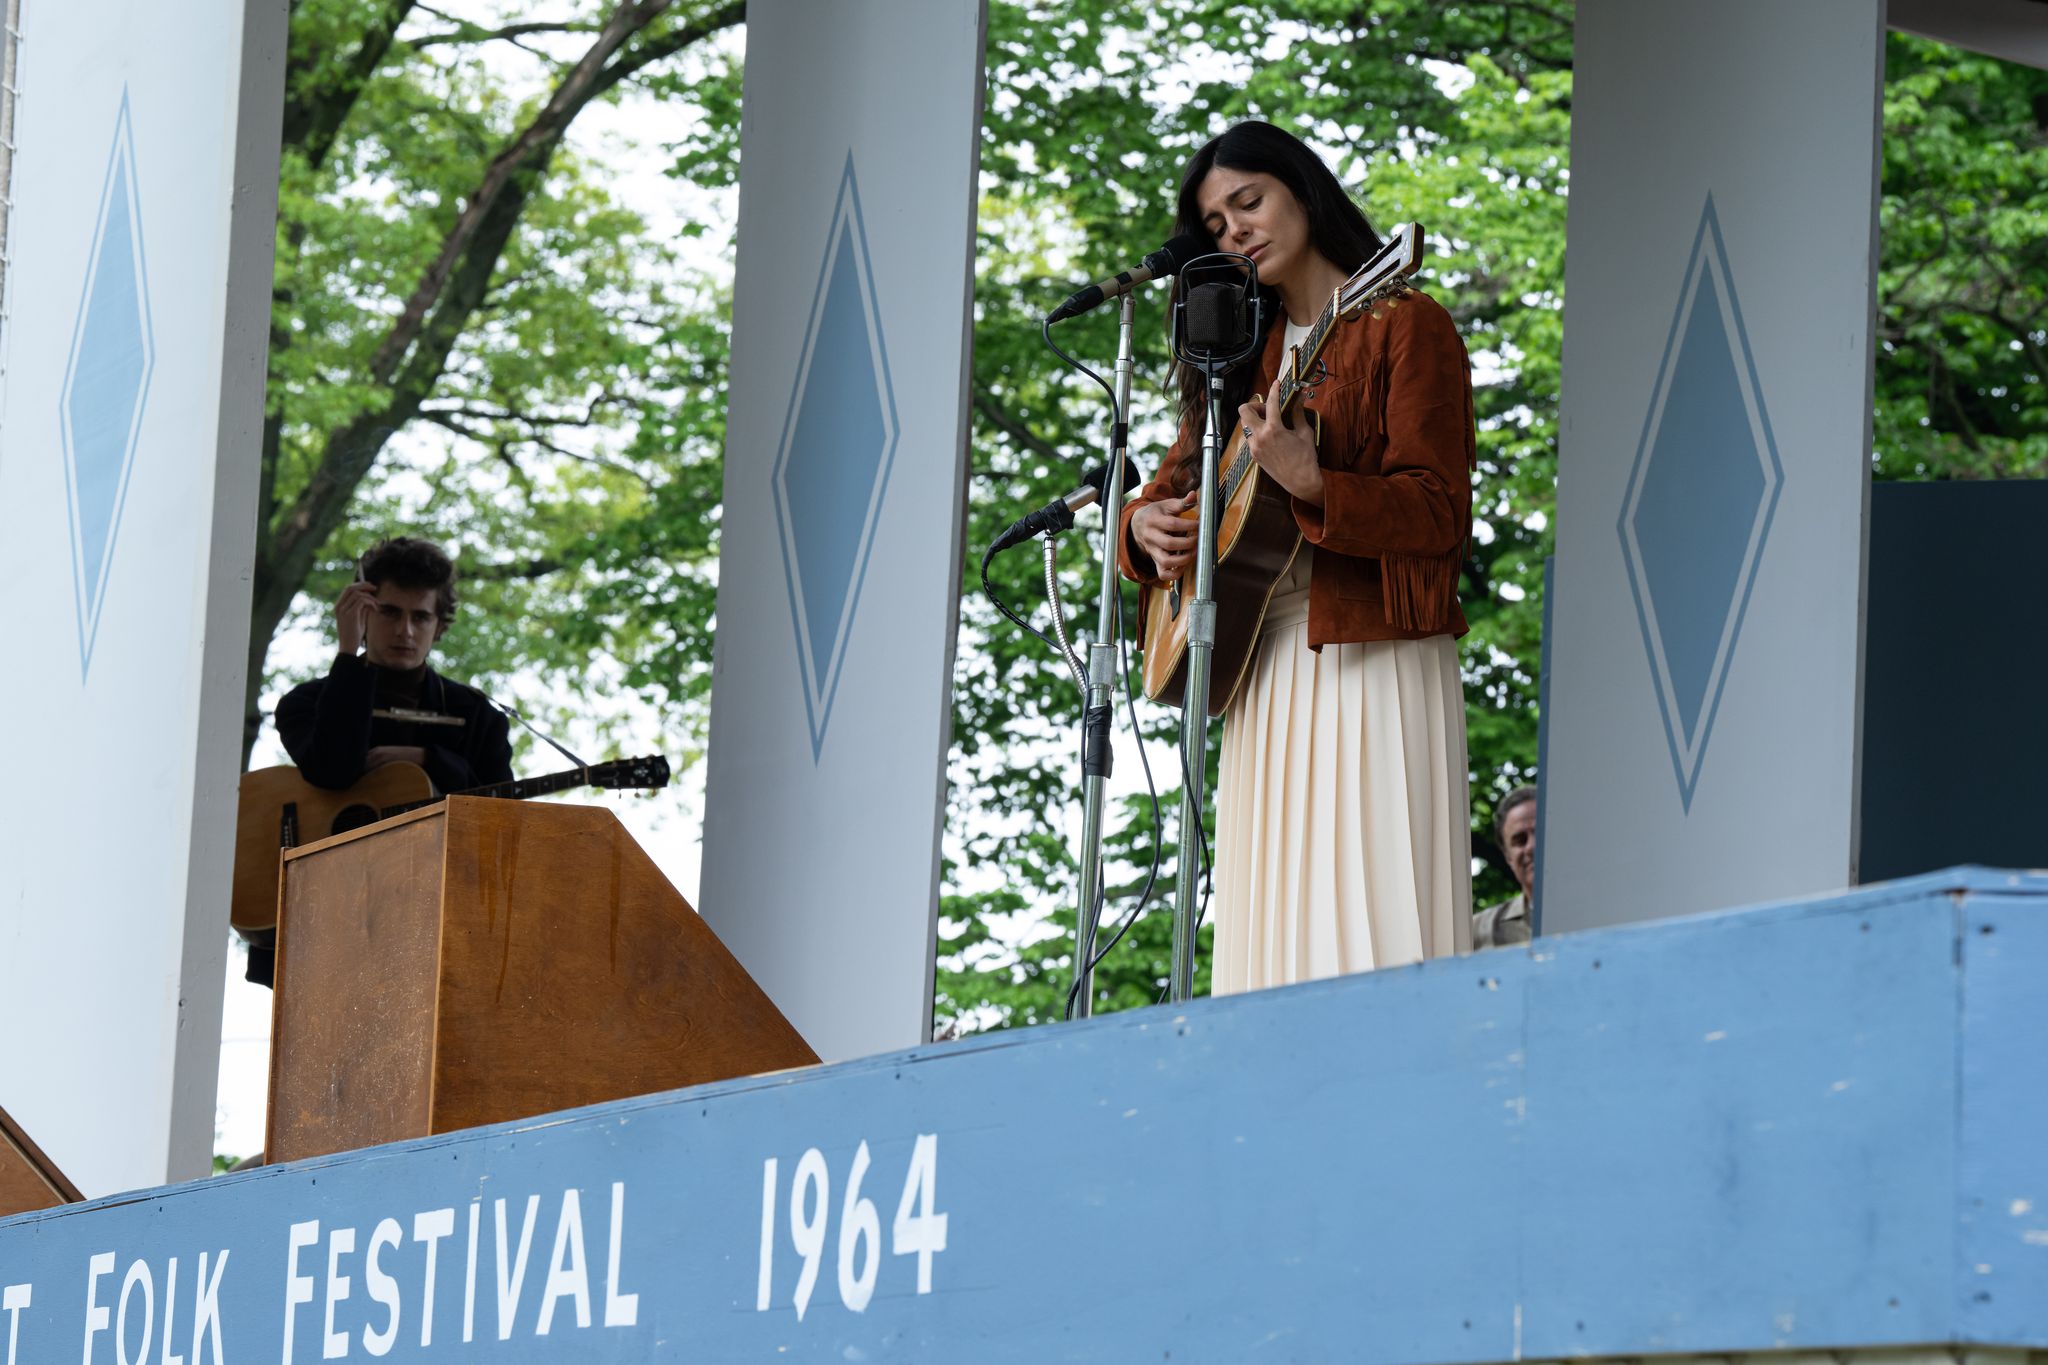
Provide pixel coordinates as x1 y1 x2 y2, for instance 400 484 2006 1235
1617 194 1783 811
58 90 155 679
771 156 899 760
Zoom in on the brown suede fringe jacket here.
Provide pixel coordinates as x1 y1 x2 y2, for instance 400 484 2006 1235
1119 286 1476 648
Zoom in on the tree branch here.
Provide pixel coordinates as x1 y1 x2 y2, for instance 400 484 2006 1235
261 172 538 633
583 0 746 102
369 1 751 386
417 406 659 490
364 0 663 385
282 0 417 168
462 554 569 584
1929 350 1985 455
269 0 745 570
972 388 1065 466
409 6 601 48
1497 0 1571 29
1949 301 2048 382
421 386 632 429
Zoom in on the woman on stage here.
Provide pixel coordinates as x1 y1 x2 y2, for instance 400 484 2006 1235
1121 121 1476 994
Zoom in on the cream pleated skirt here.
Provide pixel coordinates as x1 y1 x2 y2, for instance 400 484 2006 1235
1210 574 1473 995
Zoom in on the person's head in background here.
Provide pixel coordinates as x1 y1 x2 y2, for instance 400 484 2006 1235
1494 785 1537 901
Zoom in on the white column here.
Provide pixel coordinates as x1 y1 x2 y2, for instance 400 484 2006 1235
700 0 988 1059
1541 0 1885 932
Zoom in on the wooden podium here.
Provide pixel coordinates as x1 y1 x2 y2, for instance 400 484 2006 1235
267 797 816 1164
0 1104 83 1217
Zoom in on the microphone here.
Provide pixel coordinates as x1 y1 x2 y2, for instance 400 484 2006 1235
988 456 1143 554
1182 279 1251 352
1170 256 1266 372
1045 234 1208 323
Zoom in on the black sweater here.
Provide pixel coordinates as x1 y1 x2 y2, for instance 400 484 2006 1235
276 654 514 793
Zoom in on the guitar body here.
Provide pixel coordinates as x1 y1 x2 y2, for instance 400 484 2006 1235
1139 462 1304 716
231 763 434 936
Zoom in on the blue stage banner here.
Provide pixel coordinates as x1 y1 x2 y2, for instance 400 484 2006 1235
2 870 2044 1363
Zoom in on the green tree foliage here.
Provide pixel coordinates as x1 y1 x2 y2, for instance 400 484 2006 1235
1877 33 2048 480
254 0 743 759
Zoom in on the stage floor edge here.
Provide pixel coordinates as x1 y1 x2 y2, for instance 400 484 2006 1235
2 866 2043 1363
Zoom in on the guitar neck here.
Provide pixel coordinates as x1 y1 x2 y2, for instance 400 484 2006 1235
460 768 590 802
377 766 590 820
1217 294 1342 504
1214 241 1418 505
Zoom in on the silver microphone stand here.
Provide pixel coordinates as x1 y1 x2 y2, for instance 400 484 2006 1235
1068 291 1138 1019
1165 261 1264 1003
1166 375 1226 1002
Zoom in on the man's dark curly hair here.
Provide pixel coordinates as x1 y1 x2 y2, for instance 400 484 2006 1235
359 537 458 620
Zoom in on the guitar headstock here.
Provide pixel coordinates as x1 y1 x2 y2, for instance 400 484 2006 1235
590 755 672 791
1337 221 1424 319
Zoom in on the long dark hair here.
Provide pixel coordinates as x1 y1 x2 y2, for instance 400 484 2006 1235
1168 122 1384 483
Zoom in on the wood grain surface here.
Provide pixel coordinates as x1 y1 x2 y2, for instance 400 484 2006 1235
0 1102 83 1216
233 762 436 933
268 798 817 1163
268 806 444 1162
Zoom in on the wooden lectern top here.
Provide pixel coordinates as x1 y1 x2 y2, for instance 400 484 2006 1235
0 1102 84 1217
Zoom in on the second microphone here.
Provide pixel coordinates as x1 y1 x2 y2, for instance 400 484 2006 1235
1045 234 1209 324
988 456 1143 555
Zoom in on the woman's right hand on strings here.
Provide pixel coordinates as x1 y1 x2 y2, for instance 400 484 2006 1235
1131 491 1200 579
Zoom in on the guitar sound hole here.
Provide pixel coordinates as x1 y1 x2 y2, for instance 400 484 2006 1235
330 804 380 836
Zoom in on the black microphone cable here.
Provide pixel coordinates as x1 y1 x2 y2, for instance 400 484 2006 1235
1064 574 1171 1019
975 317 1125 649
976 310 1197 1015
1019 316 1177 1018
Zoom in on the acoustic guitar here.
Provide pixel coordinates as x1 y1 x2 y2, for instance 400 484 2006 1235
230 754 671 936
1139 222 1425 715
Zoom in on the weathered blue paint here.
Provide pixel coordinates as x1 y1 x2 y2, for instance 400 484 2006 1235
1617 193 1783 811
1957 886 2048 1343
58 89 155 679
770 154 899 761
2 870 2042 1363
